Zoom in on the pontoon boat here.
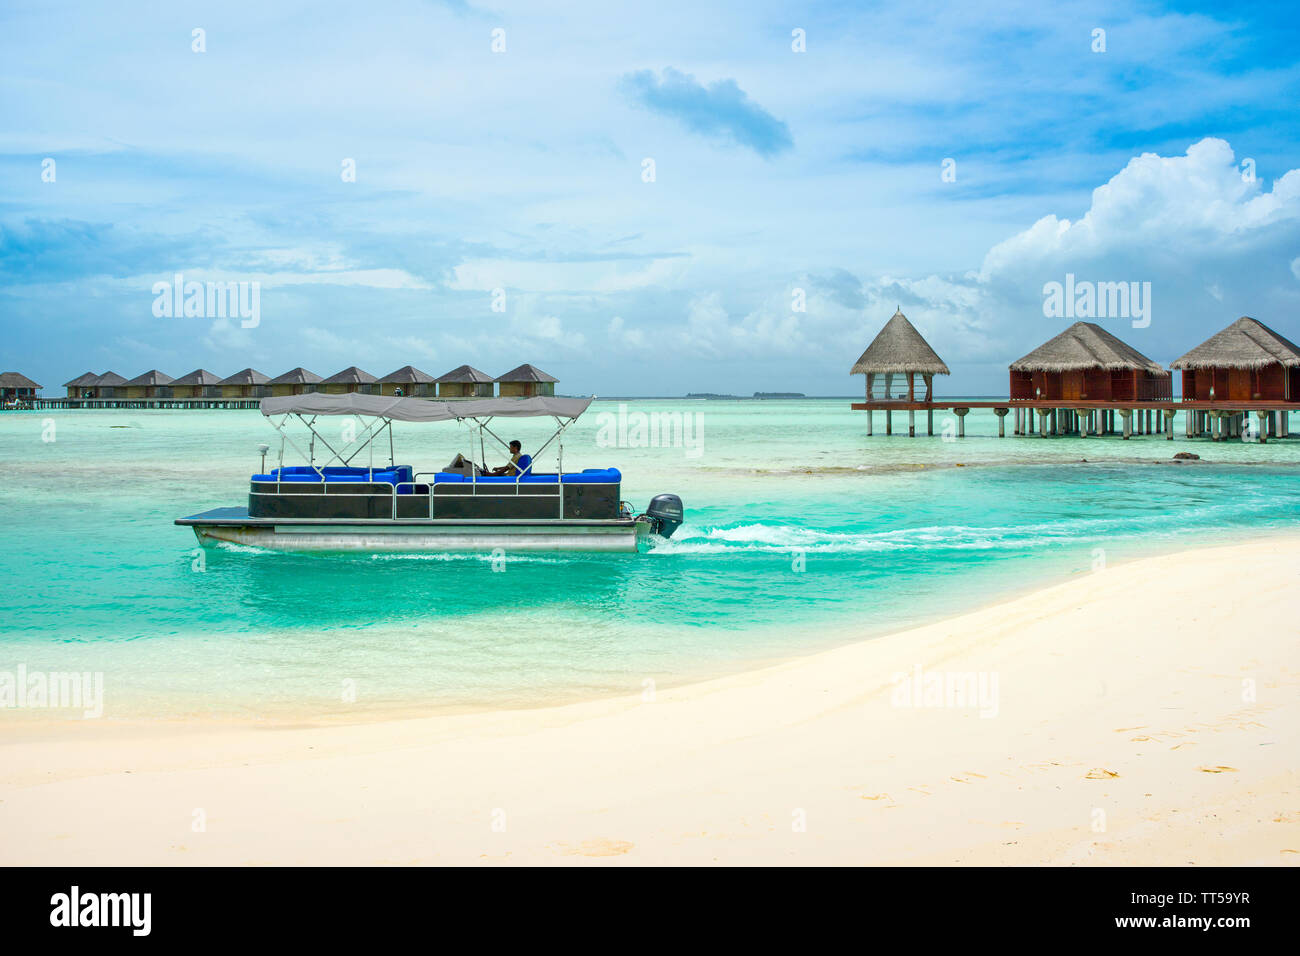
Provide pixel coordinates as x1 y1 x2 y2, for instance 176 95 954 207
175 394 684 553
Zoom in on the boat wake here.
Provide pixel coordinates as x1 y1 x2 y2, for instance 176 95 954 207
653 510 1273 555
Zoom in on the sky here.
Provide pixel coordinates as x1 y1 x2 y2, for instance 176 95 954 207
2 0 1299 396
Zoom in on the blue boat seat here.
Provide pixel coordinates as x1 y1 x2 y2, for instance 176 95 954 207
435 468 622 485
562 468 620 483
255 466 620 486
254 465 414 485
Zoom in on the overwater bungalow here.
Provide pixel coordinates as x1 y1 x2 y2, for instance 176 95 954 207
269 367 322 397
64 372 98 398
496 363 558 398
218 368 271 399
1010 322 1171 402
320 366 377 395
0 372 41 405
122 370 174 399
172 369 223 399
89 371 128 399
1170 316 1300 403
378 365 435 397
435 364 494 399
850 309 950 435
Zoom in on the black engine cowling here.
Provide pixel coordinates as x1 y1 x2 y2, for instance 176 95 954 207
645 494 684 538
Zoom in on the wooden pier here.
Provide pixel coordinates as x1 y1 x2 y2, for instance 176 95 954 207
21 397 265 411
850 399 1293 441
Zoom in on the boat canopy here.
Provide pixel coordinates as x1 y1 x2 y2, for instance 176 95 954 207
260 393 592 422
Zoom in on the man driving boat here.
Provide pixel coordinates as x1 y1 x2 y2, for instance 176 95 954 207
484 440 524 476
447 440 526 477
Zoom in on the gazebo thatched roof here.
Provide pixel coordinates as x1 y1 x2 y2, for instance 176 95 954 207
93 372 128 386
0 372 40 388
379 365 435 383
496 363 558 383
435 364 493 384
124 369 174 387
64 371 99 387
269 367 322 385
218 368 270 386
321 366 376 385
1010 322 1166 374
851 310 950 376
172 369 223 386
1169 316 1300 370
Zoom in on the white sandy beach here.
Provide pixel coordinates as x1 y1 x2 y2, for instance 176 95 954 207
1 536 1297 866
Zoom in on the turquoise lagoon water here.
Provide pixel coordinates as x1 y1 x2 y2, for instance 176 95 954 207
0 400 1297 720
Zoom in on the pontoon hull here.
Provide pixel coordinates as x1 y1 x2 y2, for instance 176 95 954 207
178 508 649 553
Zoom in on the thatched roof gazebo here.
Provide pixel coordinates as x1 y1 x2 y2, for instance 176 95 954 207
435 364 494 399
320 366 377 395
496 363 558 398
850 309 951 436
851 309 949 403
1170 316 1300 403
1009 322 1170 402
378 365 435 397
269 367 322 397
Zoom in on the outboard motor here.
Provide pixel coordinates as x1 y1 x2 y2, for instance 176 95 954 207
645 494 684 539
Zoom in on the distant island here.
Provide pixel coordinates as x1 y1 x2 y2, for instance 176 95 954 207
683 391 807 400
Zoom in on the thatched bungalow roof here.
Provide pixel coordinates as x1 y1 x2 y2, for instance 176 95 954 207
379 365 435 384
1010 322 1165 374
435 364 493 384
851 310 950 376
1170 316 1300 370
496 363 558 383
93 372 128 387
269 367 322 385
0 372 40 388
124 369 174 386
321 366 376 385
172 369 224 386
64 372 98 388
218 368 270 386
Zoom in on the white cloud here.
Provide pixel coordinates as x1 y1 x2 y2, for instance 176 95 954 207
628 138 1300 382
448 257 682 294
607 315 646 349
677 291 807 357
106 267 430 295
300 326 362 356
380 336 437 361
980 139 1300 278
202 317 258 352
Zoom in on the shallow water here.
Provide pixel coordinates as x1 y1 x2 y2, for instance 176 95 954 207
1 400 1297 720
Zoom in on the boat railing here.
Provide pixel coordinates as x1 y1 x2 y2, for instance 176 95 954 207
252 472 569 520
412 473 564 519
252 477 404 519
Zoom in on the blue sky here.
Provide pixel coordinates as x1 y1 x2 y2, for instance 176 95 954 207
2 0 1299 395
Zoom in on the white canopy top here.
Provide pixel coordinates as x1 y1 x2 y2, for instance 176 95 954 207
260 393 593 422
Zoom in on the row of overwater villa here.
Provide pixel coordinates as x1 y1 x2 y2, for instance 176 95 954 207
851 313 1300 441
24 363 558 409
